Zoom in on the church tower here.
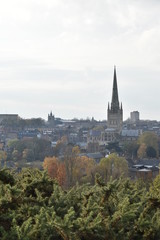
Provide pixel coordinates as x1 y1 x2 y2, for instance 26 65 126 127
107 66 123 132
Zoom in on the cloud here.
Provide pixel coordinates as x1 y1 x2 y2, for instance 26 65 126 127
0 0 159 120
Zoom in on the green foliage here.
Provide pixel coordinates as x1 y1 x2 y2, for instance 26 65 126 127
99 153 128 182
138 132 159 158
107 141 122 153
146 146 157 158
122 141 139 159
1 169 160 239
1 118 45 129
0 169 15 185
8 138 52 162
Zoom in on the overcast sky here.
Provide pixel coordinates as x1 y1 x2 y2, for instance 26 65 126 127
0 0 160 121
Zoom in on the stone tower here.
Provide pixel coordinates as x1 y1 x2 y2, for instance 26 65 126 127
107 66 123 132
48 111 55 126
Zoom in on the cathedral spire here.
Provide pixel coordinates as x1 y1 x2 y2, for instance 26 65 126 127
111 66 119 110
107 66 123 132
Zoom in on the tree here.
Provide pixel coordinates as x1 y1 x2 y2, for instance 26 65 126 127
12 149 21 162
43 157 66 187
8 139 25 153
73 156 95 184
0 150 7 166
1 168 160 239
99 153 128 182
107 141 122 153
122 141 139 159
138 132 159 158
54 136 68 157
63 145 80 188
1 117 45 129
146 146 157 158
22 148 34 162
8 138 52 162
137 143 147 159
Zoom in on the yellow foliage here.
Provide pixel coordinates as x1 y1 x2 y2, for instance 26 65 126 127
137 143 147 159
73 156 95 183
99 153 128 181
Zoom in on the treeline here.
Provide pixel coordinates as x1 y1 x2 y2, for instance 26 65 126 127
4 131 160 165
123 131 159 159
1 118 45 128
0 168 160 239
7 138 53 162
43 151 128 188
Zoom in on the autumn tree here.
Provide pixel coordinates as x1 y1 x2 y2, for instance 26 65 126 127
137 143 147 159
54 136 68 157
64 145 80 188
99 153 128 182
73 156 95 184
43 157 66 186
138 132 159 158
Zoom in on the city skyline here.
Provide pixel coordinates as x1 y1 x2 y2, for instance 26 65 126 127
0 1 160 121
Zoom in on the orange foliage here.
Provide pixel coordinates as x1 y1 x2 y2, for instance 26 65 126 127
57 163 66 186
43 157 66 186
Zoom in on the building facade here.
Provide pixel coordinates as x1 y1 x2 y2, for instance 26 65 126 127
130 111 140 123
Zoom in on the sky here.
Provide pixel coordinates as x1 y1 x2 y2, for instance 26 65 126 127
0 0 160 121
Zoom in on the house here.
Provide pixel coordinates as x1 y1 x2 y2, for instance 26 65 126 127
129 164 159 180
